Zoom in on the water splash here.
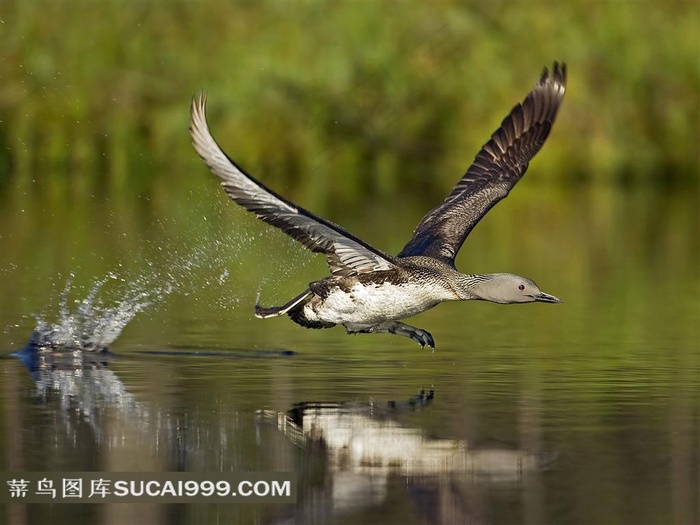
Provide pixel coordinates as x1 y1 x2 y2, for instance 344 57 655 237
28 273 156 351
10 215 321 353
23 243 236 352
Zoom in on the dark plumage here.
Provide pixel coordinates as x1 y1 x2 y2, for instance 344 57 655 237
399 64 566 261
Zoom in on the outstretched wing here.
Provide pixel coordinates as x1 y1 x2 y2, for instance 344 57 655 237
190 94 396 277
398 63 567 263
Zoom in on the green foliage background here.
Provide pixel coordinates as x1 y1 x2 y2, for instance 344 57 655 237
1 0 699 206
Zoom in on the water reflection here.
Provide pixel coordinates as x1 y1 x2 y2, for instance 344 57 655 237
7 348 557 524
260 389 554 523
11 345 170 455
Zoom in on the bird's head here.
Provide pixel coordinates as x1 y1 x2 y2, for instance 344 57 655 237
469 273 562 304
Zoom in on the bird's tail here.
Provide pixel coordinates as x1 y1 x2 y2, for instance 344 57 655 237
254 289 314 319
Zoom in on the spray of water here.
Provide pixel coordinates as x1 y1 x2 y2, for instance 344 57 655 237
12 198 319 353
30 273 153 351
26 240 238 352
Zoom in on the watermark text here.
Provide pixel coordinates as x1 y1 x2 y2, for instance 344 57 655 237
2 473 295 503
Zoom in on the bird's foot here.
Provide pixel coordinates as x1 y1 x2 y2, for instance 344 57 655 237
409 327 435 351
362 321 435 351
394 325 434 349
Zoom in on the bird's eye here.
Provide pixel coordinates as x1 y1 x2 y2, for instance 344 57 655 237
518 284 525 290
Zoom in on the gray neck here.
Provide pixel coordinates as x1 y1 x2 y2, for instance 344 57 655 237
454 273 498 300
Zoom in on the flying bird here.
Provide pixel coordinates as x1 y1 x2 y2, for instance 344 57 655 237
190 63 566 349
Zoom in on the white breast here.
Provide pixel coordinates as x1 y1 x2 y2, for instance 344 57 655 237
304 280 456 326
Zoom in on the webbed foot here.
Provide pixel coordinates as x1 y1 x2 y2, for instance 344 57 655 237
360 321 436 350
400 326 435 350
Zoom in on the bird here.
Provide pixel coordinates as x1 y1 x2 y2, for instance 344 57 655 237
190 63 566 349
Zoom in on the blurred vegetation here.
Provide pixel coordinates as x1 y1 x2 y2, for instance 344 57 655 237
1 0 698 207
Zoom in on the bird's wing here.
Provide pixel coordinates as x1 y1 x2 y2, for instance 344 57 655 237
190 94 396 277
398 63 567 263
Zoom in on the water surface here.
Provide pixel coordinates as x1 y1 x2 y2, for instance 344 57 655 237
1 176 698 524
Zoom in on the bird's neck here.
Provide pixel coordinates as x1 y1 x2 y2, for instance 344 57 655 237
454 273 500 301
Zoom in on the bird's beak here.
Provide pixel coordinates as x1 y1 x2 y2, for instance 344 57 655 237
534 292 562 303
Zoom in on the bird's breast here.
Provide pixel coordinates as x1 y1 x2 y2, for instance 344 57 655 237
303 279 454 325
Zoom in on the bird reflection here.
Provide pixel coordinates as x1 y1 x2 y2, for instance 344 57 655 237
258 389 555 524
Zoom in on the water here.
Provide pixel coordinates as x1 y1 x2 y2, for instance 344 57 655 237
0 178 698 524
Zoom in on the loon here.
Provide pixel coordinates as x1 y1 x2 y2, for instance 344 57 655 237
190 63 566 349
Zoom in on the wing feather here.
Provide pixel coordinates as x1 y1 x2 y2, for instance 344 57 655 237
190 94 396 277
398 63 567 263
